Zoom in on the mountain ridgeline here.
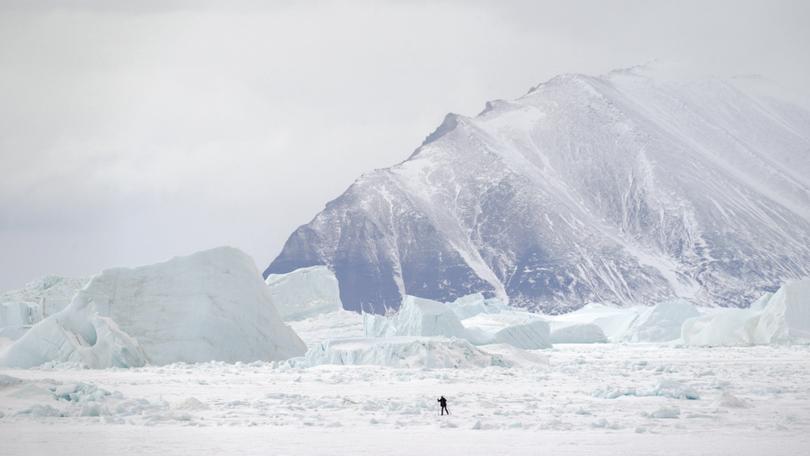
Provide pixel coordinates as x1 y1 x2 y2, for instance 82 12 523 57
265 67 810 314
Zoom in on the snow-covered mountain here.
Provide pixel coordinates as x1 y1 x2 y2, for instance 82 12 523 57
265 66 810 314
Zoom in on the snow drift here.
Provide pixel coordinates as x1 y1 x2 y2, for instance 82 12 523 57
265 266 342 321
0 247 306 368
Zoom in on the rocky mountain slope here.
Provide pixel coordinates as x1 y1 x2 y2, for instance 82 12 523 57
265 66 810 313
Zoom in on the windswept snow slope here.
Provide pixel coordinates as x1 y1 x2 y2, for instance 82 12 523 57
265 66 810 313
0 247 306 367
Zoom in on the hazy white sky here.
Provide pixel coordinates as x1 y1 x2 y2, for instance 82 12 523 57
1 0 809 289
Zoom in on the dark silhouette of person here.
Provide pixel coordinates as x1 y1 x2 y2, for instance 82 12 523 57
438 396 449 415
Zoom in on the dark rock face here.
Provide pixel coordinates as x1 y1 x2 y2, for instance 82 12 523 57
266 68 810 314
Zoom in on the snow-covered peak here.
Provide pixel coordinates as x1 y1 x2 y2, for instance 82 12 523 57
265 67 810 314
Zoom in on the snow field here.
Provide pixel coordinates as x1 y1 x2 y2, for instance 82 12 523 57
0 344 808 455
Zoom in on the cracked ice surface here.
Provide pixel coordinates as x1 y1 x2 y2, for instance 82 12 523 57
1 344 808 455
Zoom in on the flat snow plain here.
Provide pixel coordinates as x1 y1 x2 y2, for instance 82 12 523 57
1 344 808 455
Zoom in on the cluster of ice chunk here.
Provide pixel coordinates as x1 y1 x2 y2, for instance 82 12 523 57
373 278 809 349
549 299 701 343
361 294 553 349
3 255 806 370
0 374 195 422
276 288 553 368
293 337 512 369
0 247 306 368
545 279 810 347
593 378 700 400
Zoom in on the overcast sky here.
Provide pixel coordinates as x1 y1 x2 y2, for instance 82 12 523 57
1 0 809 289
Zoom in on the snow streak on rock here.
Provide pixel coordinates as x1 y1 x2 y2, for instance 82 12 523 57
266 66 810 313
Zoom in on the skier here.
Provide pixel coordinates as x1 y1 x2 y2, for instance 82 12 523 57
438 395 449 415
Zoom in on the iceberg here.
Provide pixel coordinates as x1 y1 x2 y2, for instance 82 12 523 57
681 309 761 347
362 294 551 349
0 301 43 340
363 295 469 339
0 247 306 368
623 299 701 343
755 279 810 343
0 276 87 318
462 313 552 349
682 279 810 346
446 293 507 320
294 337 511 369
546 303 641 342
265 266 342 321
549 323 608 344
